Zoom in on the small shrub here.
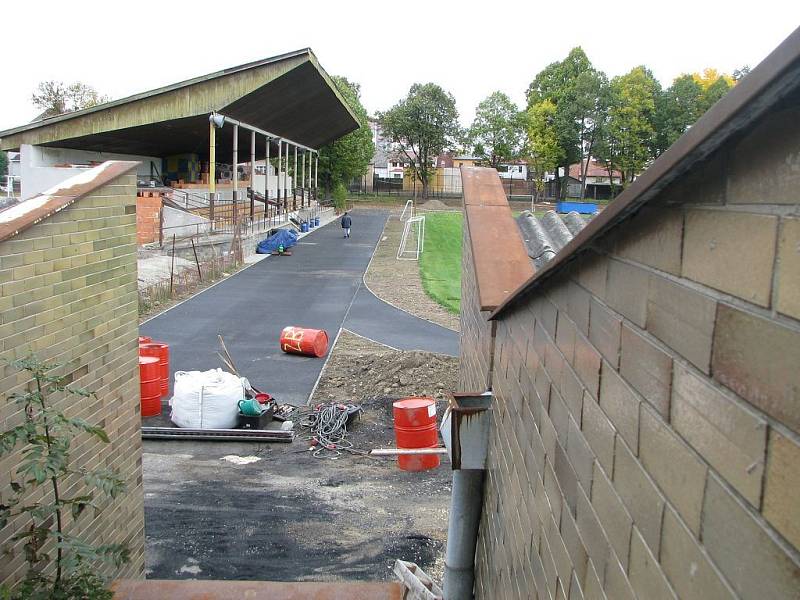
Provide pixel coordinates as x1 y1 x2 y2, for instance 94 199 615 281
0 355 128 599
332 182 347 213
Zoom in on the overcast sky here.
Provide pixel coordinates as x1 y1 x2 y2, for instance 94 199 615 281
2 1 798 133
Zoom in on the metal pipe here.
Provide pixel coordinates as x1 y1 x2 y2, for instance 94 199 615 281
277 138 282 213
250 130 256 219
214 113 316 152
443 469 485 600
209 120 216 195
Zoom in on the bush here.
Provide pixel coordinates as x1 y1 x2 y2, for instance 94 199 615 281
332 182 347 213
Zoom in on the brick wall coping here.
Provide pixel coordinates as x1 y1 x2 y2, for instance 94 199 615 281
490 24 800 320
111 579 404 599
0 160 139 243
461 166 535 311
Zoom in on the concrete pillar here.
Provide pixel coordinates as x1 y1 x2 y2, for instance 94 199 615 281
314 153 318 199
293 145 298 211
232 124 239 227
302 151 306 208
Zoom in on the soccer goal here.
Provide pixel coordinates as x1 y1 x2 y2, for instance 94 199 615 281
400 198 415 223
397 215 426 261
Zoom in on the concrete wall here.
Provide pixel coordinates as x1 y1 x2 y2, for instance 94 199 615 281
0 172 145 585
461 108 800 599
161 205 210 239
20 144 160 200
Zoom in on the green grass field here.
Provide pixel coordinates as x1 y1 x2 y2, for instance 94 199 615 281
419 212 463 314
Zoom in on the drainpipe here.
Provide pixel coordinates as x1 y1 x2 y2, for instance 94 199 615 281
440 391 493 600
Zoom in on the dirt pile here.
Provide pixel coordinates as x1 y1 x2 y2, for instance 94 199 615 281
419 199 451 210
315 345 458 405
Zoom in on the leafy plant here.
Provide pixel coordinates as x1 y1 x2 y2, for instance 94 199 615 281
0 355 128 599
332 182 347 213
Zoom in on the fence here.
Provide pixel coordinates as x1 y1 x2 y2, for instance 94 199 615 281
349 170 560 201
138 237 242 316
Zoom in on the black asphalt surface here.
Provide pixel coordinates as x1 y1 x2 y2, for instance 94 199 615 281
140 209 459 406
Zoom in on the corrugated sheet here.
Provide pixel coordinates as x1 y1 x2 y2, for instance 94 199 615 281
516 210 588 269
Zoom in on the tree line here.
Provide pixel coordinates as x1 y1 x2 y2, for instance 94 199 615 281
368 48 747 199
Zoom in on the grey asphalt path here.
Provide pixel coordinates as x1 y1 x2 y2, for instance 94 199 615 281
140 209 459 406
344 287 459 355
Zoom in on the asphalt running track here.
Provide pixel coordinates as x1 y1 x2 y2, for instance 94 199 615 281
140 209 459 406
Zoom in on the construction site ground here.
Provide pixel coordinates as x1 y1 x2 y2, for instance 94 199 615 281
141 208 460 583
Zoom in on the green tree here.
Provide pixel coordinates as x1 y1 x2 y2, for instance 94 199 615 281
467 91 523 168
525 47 606 198
0 152 7 179
31 81 109 118
601 66 661 187
317 76 375 195
699 76 733 111
654 74 703 154
378 83 460 199
524 100 564 201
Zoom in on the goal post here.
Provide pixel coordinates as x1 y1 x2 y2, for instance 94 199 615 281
396 215 426 261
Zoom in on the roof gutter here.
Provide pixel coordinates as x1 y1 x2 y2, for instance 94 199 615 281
490 24 800 320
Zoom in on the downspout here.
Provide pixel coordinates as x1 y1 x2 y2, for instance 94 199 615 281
440 391 493 600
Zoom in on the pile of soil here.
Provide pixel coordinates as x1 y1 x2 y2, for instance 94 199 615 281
419 199 451 210
313 335 459 406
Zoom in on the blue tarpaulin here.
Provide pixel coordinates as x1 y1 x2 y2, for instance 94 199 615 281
256 229 299 254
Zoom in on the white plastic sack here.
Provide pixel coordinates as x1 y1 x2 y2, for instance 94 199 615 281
170 369 243 429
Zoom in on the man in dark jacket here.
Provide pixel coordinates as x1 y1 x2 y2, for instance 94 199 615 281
341 212 352 238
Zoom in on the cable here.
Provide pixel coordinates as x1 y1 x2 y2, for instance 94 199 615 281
296 402 364 459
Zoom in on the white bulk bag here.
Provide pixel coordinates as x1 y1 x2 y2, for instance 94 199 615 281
170 369 243 429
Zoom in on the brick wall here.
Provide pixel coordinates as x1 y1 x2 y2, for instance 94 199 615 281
465 108 800 598
136 195 162 245
0 171 146 585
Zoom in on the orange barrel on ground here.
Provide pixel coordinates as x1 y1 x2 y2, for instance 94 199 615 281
139 342 169 397
138 335 152 345
392 397 440 471
139 356 161 417
280 326 329 358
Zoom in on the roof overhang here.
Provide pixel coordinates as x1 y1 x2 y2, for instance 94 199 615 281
0 49 359 157
491 25 800 320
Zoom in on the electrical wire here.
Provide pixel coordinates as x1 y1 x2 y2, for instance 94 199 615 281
296 402 365 459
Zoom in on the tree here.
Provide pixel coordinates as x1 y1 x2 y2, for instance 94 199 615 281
317 76 375 194
0 152 7 179
467 92 523 168
378 83 460 199
524 100 564 201
601 66 661 187
525 47 606 199
699 76 733 111
654 74 703 154
32 81 109 119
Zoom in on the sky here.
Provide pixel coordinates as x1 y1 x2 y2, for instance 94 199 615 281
1 1 798 132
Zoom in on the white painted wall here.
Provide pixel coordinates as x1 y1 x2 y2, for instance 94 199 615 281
19 144 161 199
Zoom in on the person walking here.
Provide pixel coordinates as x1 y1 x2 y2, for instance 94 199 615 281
341 211 352 238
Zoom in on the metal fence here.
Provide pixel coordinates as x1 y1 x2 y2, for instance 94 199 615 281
348 171 561 201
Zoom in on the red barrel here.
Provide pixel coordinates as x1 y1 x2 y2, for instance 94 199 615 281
138 335 152 345
139 356 161 417
393 397 440 471
140 342 169 397
280 326 329 358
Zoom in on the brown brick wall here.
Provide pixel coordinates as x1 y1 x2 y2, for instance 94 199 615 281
136 196 162 245
469 108 800 598
0 173 146 585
